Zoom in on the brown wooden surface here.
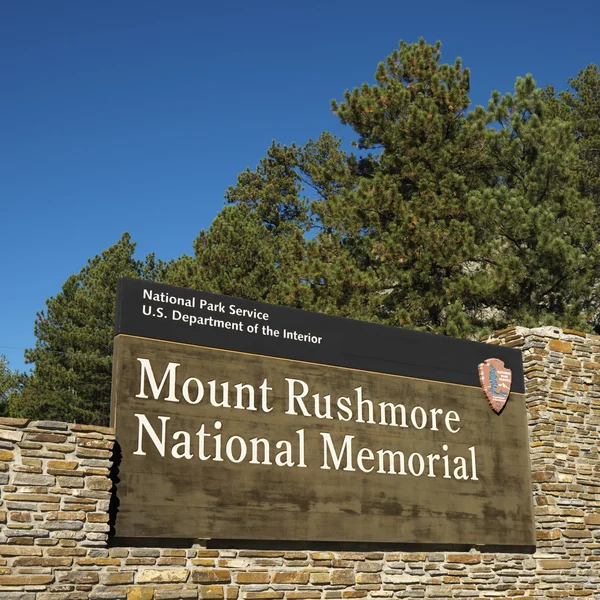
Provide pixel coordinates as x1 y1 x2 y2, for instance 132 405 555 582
111 335 535 546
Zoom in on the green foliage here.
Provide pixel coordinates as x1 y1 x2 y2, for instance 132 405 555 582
476 75 598 330
11 234 162 425
169 39 600 338
546 66 600 329
323 39 494 335
16 39 600 424
0 355 23 417
165 203 309 307
166 132 356 311
559 65 600 206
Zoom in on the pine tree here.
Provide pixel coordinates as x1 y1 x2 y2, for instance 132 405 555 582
167 133 356 311
480 75 599 330
547 65 600 329
0 355 23 417
15 40 600 426
216 40 599 335
321 39 495 335
165 203 310 307
558 65 600 208
11 234 161 425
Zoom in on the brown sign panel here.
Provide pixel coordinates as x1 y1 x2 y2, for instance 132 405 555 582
111 334 534 546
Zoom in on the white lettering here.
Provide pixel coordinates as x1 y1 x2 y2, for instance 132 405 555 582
234 383 256 411
249 437 271 465
172 430 192 459
411 406 427 430
275 440 294 467
225 436 247 463
285 378 312 417
133 414 169 456
355 387 375 424
357 447 375 473
259 379 273 413
320 433 355 471
445 411 461 433
136 359 179 402
379 401 408 427
182 377 204 405
408 452 425 476
469 446 478 481
377 448 406 475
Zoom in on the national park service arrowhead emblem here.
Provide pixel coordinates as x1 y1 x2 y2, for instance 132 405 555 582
478 358 512 414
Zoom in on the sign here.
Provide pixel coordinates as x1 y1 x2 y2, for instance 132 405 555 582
479 358 512 414
111 278 534 546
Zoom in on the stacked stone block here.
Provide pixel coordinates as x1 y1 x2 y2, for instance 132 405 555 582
1 326 599 599
486 326 600 597
0 420 113 596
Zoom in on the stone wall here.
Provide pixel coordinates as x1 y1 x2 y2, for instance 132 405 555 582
1 326 599 599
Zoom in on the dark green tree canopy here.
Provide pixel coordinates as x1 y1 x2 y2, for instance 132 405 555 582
10 39 600 424
175 39 600 337
11 234 163 425
559 65 600 206
0 355 22 417
482 76 597 329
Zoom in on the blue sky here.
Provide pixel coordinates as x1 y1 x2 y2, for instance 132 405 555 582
1 0 599 372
